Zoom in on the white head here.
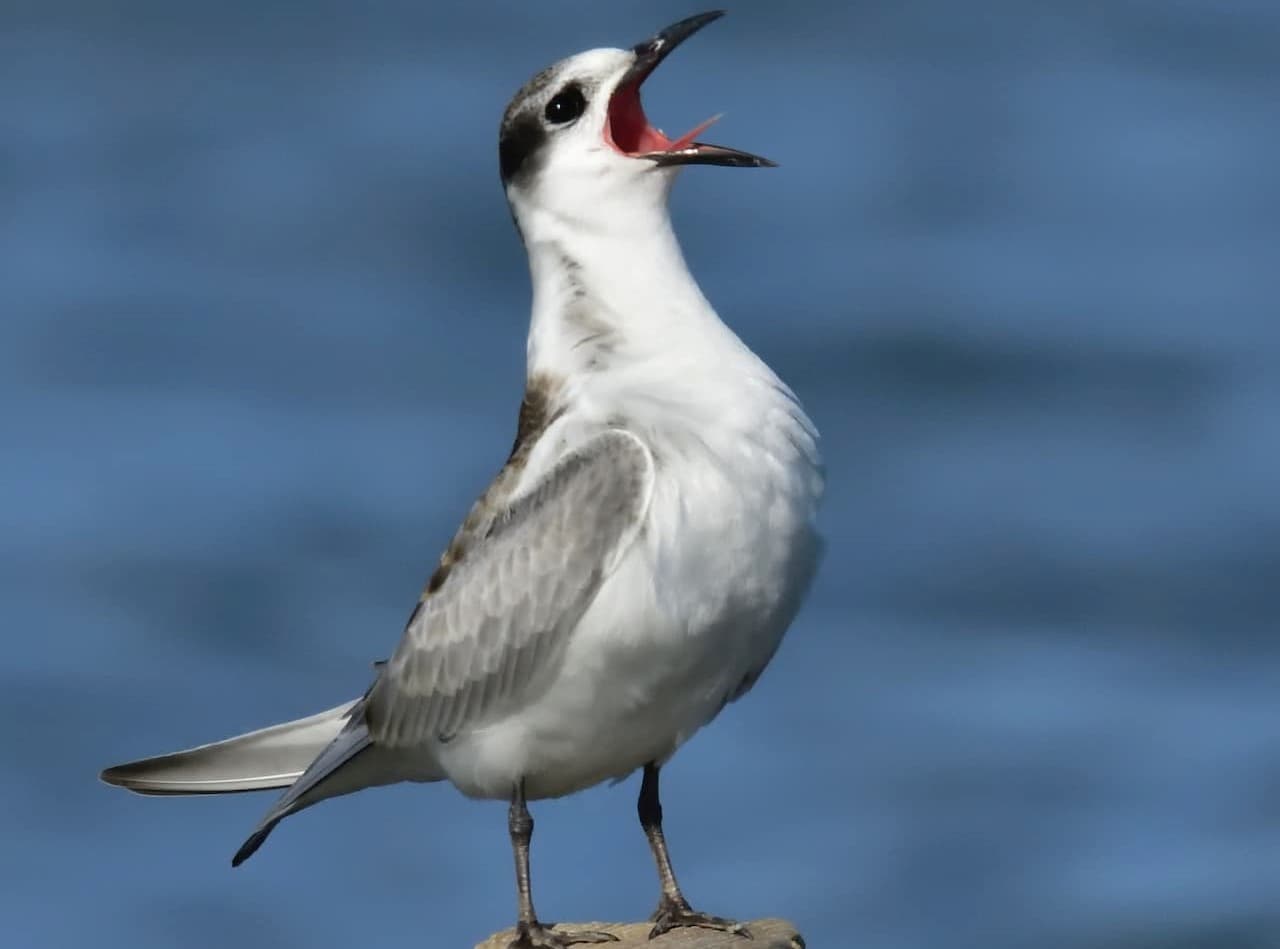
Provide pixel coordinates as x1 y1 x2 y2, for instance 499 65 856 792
498 11 774 242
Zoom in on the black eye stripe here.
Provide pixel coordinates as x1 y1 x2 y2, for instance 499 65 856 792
544 84 586 125
497 79 589 186
499 113 547 185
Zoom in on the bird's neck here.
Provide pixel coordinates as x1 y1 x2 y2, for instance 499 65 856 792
511 201 821 510
519 204 732 378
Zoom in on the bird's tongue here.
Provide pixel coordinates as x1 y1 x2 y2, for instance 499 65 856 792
665 114 722 151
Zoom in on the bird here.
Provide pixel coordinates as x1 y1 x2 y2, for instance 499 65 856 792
100 11 823 948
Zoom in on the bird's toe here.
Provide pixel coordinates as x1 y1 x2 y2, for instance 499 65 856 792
508 922 619 949
648 898 751 940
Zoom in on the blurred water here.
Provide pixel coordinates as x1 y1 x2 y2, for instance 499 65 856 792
3 2 1278 948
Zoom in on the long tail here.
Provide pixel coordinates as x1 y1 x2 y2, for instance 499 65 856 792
102 699 437 866
100 700 359 795
231 716 373 866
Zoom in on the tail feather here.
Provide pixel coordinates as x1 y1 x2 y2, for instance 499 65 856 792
231 718 373 866
100 701 359 795
102 698 442 866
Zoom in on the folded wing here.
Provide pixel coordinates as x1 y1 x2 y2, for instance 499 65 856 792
366 428 653 747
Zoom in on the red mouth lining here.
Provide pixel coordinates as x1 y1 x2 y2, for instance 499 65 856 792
604 78 720 156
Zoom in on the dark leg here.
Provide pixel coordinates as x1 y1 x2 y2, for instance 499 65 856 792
507 781 618 949
638 763 750 940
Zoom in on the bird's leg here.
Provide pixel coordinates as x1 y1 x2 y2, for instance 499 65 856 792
638 763 751 940
507 781 618 949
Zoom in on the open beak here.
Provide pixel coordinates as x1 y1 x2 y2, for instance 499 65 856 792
604 11 776 169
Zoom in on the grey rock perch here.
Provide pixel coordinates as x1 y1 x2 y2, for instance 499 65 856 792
475 919 805 949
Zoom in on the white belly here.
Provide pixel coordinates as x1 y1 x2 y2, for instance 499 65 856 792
435 430 822 801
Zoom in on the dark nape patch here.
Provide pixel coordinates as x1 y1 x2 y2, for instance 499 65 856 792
499 111 547 185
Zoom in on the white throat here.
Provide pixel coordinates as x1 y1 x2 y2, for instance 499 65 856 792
512 182 737 379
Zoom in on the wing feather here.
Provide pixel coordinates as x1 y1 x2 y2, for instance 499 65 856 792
366 429 652 747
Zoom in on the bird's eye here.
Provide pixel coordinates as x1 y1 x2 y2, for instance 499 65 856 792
544 84 586 125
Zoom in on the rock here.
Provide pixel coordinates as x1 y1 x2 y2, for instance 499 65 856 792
474 918 805 949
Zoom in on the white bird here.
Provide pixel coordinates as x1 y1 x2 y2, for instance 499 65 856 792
101 11 823 948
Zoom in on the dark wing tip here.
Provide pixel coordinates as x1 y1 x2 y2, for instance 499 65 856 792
231 824 275 867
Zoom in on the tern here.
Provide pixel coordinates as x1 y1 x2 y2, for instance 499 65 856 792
101 11 823 948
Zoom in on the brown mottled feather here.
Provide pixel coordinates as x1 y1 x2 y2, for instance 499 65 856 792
416 373 563 608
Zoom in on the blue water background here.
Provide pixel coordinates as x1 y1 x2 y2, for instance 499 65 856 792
3 2 1278 947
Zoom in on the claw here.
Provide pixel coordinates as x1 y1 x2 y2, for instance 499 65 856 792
648 897 751 940
508 922 619 949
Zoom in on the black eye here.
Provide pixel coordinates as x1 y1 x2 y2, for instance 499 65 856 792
544 84 586 125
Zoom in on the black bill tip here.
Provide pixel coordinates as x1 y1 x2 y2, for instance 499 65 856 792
650 143 778 169
627 11 727 84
